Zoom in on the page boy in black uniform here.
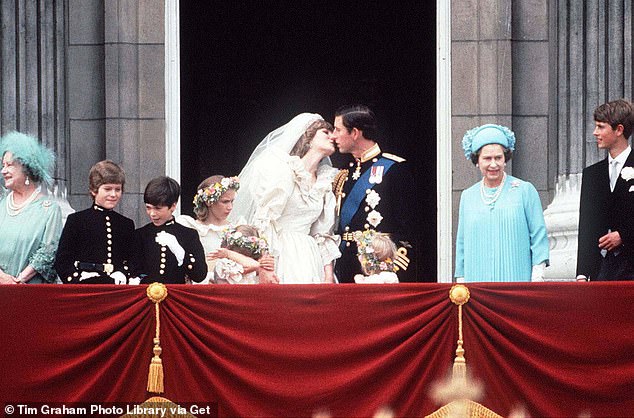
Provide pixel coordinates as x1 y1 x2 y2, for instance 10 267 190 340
135 176 207 284
55 160 136 284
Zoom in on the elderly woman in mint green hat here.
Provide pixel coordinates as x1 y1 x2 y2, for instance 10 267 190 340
454 124 549 282
0 132 62 284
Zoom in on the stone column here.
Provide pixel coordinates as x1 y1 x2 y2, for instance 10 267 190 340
103 0 166 224
544 0 633 280
0 0 72 218
67 0 165 225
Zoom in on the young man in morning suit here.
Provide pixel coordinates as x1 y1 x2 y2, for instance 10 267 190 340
577 99 634 281
331 105 416 282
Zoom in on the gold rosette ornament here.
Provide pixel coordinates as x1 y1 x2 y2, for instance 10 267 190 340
146 283 168 394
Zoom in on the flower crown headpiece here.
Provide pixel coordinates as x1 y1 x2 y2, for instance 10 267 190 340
193 176 240 209
222 228 269 258
462 124 516 160
353 230 397 273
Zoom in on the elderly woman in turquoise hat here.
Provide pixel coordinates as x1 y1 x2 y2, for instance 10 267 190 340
455 124 549 282
0 132 62 284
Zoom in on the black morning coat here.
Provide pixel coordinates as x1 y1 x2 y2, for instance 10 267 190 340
577 151 634 280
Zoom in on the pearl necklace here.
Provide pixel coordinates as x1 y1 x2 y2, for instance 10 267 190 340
480 172 506 207
6 186 41 216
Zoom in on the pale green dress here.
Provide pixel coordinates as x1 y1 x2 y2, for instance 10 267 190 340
0 192 63 283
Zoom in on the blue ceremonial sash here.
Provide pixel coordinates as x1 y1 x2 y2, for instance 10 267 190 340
339 157 396 236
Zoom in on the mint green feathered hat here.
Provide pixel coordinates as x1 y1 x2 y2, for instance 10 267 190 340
0 131 55 186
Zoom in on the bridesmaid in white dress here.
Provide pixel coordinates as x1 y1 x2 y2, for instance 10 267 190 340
176 175 241 284
231 113 341 283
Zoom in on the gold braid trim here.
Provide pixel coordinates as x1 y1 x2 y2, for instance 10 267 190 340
393 247 410 271
146 283 168 394
333 169 349 216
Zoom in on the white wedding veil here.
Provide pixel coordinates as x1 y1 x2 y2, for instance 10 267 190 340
230 112 331 224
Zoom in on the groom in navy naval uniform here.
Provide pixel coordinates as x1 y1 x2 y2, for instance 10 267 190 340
577 99 634 281
331 105 417 282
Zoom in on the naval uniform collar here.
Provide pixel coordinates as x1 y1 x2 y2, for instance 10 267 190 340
359 143 381 164
350 143 382 181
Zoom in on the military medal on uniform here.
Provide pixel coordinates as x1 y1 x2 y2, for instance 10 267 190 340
369 165 384 184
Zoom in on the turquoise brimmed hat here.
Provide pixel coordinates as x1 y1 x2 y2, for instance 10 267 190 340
0 131 55 186
462 124 516 160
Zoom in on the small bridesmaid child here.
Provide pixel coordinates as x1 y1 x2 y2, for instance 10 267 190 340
176 175 241 284
353 230 399 284
210 225 277 284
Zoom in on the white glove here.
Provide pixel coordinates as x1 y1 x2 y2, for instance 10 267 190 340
455 277 465 283
79 271 100 282
155 231 185 266
110 271 127 285
531 262 546 282
127 277 141 286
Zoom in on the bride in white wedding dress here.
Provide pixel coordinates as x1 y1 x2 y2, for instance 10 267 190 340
230 113 341 283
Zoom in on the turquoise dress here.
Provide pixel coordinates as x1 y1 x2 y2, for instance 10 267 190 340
0 193 63 283
455 175 549 282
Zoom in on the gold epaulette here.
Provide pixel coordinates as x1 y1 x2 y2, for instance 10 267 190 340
382 153 406 163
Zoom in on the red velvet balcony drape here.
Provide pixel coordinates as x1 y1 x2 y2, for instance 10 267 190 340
1 283 633 417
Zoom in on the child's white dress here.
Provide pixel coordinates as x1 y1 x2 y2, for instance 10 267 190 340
353 271 398 284
214 258 259 284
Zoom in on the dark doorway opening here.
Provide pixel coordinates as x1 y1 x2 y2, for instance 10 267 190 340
180 2 437 281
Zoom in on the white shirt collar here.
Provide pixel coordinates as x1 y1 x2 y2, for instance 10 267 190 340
609 146 631 166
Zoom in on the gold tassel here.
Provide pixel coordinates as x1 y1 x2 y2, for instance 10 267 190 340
452 305 467 381
147 336 164 393
146 283 168 394
449 285 470 382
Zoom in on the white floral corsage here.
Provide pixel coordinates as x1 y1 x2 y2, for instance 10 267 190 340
621 166 634 181
367 210 383 228
365 190 381 209
511 180 521 188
